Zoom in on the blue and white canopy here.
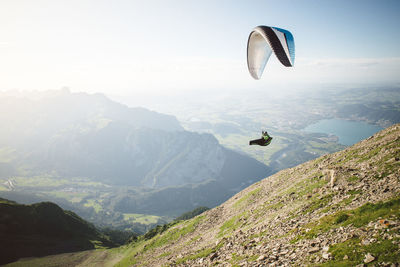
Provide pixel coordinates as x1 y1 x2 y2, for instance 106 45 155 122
247 26 295 80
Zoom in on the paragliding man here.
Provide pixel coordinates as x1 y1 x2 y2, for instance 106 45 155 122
249 131 273 146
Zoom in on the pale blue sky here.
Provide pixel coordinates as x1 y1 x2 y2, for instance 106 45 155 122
1 0 399 96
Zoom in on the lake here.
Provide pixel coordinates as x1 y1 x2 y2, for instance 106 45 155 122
304 119 383 146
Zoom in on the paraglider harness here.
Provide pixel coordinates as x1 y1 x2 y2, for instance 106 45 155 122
262 131 273 146
249 131 273 146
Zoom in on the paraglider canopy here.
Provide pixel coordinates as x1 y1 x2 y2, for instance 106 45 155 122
247 26 295 80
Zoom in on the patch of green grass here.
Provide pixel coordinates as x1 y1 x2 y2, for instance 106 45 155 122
144 215 205 252
114 241 146 267
230 253 247 266
334 213 349 224
123 213 161 225
336 149 360 165
247 254 259 262
348 190 361 195
233 188 262 209
363 238 400 264
218 212 248 238
158 251 172 258
376 157 400 179
13 176 67 187
44 191 89 203
338 195 357 208
302 193 334 215
249 230 268 240
356 147 382 163
264 201 285 211
347 175 359 182
319 235 400 266
90 239 108 249
292 197 400 242
348 198 400 227
184 234 201 246
176 242 224 264
282 172 327 198
70 177 107 187
321 194 358 213
142 221 179 240
322 237 363 266
84 199 103 213
313 154 329 165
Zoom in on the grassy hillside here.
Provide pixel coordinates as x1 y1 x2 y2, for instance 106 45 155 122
6 124 400 266
0 199 114 265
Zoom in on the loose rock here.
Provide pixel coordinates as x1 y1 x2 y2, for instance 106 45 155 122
364 253 375 263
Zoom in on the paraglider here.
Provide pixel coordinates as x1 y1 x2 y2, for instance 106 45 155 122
249 131 273 147
247 26 295 80
247 26 294 146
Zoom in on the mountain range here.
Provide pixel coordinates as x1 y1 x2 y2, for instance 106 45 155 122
0 90 271 220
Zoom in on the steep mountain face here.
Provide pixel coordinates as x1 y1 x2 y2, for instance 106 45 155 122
103 124 399 266
38 125 227 186
0 198 112 265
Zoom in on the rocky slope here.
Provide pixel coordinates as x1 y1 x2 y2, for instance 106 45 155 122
110 123 399 266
